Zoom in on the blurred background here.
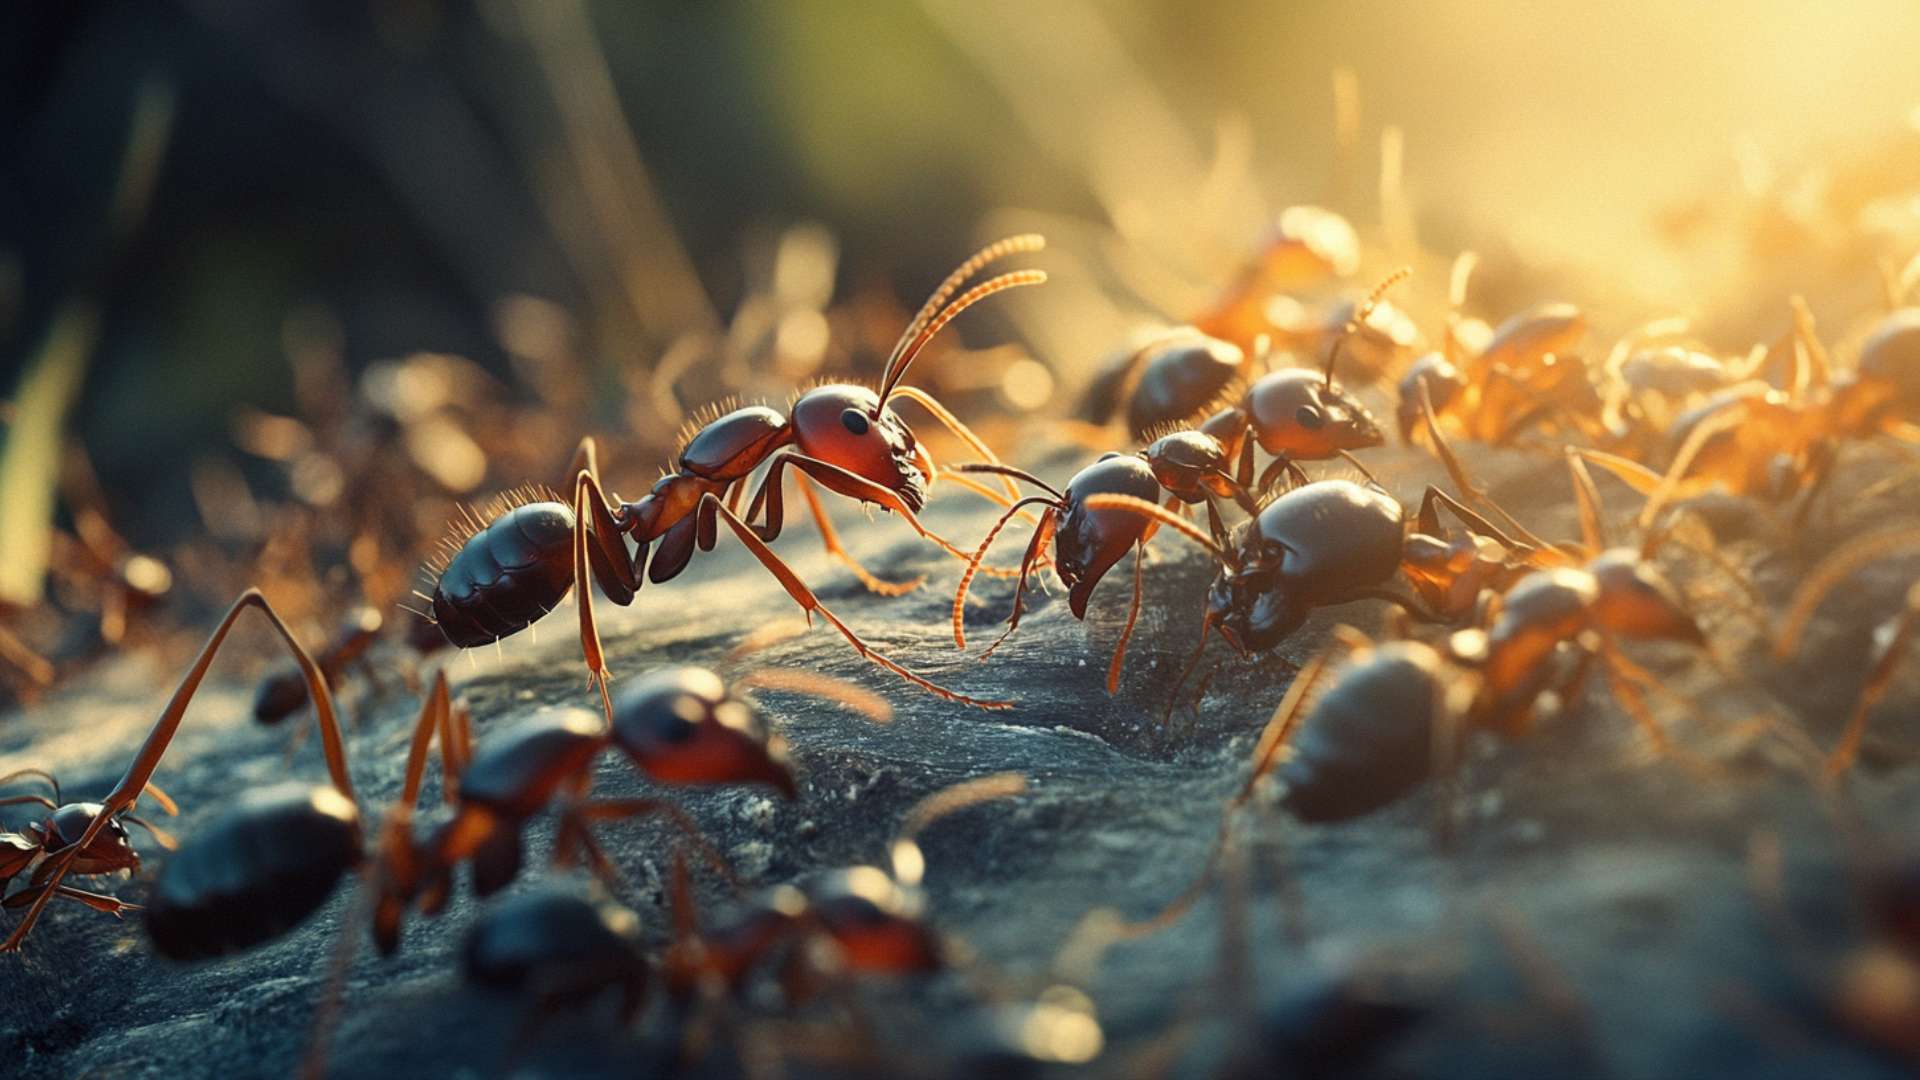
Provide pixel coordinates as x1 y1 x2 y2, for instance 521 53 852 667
4 0 1920 688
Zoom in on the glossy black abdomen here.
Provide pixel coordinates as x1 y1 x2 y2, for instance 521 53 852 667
432 502 576 647
145 783 362 961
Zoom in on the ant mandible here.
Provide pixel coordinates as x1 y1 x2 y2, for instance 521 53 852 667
428 237 1048 718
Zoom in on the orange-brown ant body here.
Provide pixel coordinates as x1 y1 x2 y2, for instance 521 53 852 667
428 237 1048 715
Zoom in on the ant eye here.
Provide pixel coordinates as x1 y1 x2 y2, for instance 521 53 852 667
840 409 871 435
1294 405 1325 430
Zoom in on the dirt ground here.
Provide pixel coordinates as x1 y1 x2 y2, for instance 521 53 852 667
3 426 1919 1079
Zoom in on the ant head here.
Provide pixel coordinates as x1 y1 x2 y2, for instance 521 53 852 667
1139 429 1231 504
1396 353 1467 441
1056 455 1164 617
805 866 941 974
1206 541 1305 654
47 803 141 874
789 385 929 515
1586 549 1704 646
611 666 796 798
1248 369 1384 458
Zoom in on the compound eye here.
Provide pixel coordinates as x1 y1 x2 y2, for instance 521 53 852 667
1294 404 1325 430
840 409 871 435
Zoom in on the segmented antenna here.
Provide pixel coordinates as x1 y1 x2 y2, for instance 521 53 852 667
1324 266 1412 388
872 235 1047 414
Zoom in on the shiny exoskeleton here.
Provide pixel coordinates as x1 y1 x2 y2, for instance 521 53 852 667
665 774 1021 1008
1403 299 1599 447
428 237 1048 713
147 783 361 960
1084 329 1247 441
462 886 649 1025
253 606 384 725
1 589 351 953
408 669 799 920
950 432 1254 690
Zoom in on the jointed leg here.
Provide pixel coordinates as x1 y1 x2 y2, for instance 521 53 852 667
1564 448 1611 553
794 473 925 597
2 588 351 952
700 494 1011 709
1105 543 1146 696
558 797 740 889
1418 382 1558 552
978 509 1057 660
1826 585 1919 778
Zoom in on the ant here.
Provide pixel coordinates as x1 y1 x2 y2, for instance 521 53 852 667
943 429 1255 691
660 772 1026 1011
252 605 384 726
1575 294 1920 529
402 661 880 921
1399 253 1596 447
1772 525 1920 777
1088 270 1405 490
0 588 356 953
461 884 651 1037
0 768 177 924
427 236 1049 716
1189 204 1362 351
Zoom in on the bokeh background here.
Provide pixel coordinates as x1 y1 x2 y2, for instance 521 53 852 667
6 0 1920 546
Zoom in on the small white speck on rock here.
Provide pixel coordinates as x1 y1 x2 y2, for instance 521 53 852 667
731 840 774 880
740 795 777 830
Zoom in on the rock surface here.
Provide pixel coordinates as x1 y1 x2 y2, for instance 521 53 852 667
2 435 1919 1078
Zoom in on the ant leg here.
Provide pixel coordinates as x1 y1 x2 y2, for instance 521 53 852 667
1418 382 1558 551
977 508 1057 660
572 476 614 727
1775 526 1920 658
1254 453 1295 496
888 385 1021 504
558 798 740 888
1122 643 1341 937
1 589 350 952
794 472 925 597
399 672 452 810
1236 428 1258 489
1105 543 1146 695
952 498 1059 648
732 668 892 724
1564 449 1610 553
1 883 139 916
440 697 472 804
698 494 1012 709
1826 584 1919 778
0 626 54 689
1639 405 1746 531
1420 487 1562 567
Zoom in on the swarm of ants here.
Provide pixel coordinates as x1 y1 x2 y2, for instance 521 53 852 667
7 91 1920 1080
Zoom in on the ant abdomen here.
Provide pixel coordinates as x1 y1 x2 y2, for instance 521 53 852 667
146 783 363 962
432 502 578 647
1278 643 1446 823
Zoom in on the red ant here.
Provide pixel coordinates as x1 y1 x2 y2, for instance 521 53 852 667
427 237 1049 716
1398 253 1596 448
0 768 177 924
0 588 352 953
252 605 384 726
1087 270 1405 490
1573 296 1920 528
943 430 1254 692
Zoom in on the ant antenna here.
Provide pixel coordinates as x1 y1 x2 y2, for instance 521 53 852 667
871 235 1047 417
1324 266 1411 388
1081 494 1237 570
